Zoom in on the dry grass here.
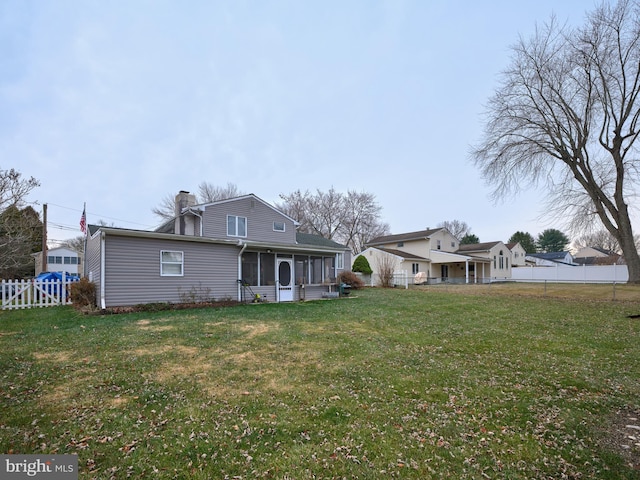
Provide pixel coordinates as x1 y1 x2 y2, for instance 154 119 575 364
414 281 640 302
1 286 639 479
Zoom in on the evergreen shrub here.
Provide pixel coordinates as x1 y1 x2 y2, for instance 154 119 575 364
352 255 373 275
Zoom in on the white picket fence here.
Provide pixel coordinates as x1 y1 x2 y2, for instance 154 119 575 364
1 276 80 310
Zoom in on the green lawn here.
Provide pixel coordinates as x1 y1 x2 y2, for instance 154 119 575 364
1 285 639 479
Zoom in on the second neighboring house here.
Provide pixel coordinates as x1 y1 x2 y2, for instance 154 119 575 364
573 247 623 265
85 192 351 308
507 242 527 267
33 247 82 276
525 251 575 266
359 228 513 284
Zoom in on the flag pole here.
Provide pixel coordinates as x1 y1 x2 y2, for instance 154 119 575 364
42 203 48 273
81 203 87 278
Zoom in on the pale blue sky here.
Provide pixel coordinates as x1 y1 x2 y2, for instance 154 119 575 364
2 0 600 246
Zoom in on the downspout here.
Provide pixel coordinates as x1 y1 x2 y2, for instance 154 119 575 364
192 209 203 237
100 231 106 309
237 240 247 301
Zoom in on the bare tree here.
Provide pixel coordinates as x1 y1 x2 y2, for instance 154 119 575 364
342 190 391 254
573 230 621 253
438 220 472 240
278 188 344 238
59 236 85 253
151 193 177 222
1 168 39 211
197 182 244 203
376 254 396 288
277 187 389 253
472 1 640 283
276 189 313 233
152 182 244 221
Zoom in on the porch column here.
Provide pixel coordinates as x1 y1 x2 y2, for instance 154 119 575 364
465 260 469 284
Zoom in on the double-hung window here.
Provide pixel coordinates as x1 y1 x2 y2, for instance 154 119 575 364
227 215 247 237
161 250 184 276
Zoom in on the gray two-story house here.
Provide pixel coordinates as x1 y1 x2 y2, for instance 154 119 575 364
85 192 351 308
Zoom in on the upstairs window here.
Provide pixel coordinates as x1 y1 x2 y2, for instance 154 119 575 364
227 215 247 237
273 221 285 232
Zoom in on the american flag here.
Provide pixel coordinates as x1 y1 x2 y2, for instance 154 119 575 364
80 207 87 235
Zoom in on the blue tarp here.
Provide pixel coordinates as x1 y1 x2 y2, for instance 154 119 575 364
36 272 80 298
36 272 80 282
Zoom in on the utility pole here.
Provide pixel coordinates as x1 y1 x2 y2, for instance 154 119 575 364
42 203 47 273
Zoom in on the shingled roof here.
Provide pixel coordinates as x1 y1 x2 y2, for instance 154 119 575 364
367 228 444 246
296 232 347 249
456 241 501 253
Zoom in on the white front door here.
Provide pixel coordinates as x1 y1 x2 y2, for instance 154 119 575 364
277 258 294 302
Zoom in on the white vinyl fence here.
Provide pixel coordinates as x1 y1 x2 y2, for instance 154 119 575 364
1 276 80 310
511 264 629 283
359 272 410 289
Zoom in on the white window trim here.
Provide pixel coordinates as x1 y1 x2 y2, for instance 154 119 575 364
227 215 247 237
336 253 344 270
161 250 184 276
273 221 286 232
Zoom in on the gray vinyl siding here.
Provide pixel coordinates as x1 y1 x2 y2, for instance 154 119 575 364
103 235 239 307
85 232 103 306
201 197 297 244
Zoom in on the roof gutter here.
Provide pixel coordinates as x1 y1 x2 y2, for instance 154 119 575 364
186 207 204 237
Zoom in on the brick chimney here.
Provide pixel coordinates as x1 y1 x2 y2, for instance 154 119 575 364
175 191 197 235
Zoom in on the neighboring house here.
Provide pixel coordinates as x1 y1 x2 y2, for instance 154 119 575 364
357 247 431 283
573 247 623 265
85 192 351 308
361 228 512 284
506 242 527 267
455 241 513 281
525 251 575 266
33 247 82 276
